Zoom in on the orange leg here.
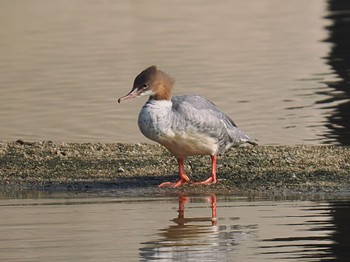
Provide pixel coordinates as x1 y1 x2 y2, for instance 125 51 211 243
193 155 217 185
210 194 217 226
158 158 190 188
178 194 189 222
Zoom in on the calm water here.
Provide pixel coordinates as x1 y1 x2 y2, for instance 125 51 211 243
0 0 349 145
1 193 350 261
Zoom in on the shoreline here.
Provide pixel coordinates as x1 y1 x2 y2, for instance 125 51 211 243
0 140 349 195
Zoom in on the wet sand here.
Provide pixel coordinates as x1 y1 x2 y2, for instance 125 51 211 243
0 140 349 195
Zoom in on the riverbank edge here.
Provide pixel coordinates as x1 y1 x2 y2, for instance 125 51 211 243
0 140 349 195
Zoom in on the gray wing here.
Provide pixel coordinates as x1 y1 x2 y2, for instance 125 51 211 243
171 95 255 152
172 95 237 128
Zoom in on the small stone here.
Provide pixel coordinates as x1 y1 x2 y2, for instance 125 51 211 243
117 167 125 173
16 139 25 145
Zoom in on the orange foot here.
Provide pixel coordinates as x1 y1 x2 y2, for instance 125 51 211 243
158 178 190 188
192 176 216 186
158 158 192 188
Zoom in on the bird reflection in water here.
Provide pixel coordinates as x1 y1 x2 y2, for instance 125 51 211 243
173 194 217 227
139 194 242 261
155 194 218 246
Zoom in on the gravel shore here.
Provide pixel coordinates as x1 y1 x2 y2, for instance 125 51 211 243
0 140 349 195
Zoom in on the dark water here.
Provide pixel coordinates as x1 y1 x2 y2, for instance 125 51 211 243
0 0 350 145
1 193 350 261
322 0 350 145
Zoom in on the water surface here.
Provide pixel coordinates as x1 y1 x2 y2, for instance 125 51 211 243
0 0 350 145
1 193 350 261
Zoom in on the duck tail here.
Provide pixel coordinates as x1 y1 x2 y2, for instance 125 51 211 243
230 128 258 146
246 139 258 146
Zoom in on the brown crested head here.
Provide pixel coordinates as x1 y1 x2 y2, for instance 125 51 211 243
118 65 174 103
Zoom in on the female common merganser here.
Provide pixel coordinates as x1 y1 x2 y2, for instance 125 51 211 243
118 66 256 188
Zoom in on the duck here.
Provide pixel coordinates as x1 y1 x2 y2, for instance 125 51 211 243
118 66 256 188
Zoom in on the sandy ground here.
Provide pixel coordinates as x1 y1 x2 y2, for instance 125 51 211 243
0 140 349 195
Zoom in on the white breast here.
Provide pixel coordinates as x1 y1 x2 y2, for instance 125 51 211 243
138 99 219 158
138 100 173 141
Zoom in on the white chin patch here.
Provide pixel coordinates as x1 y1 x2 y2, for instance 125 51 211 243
140 90 155 96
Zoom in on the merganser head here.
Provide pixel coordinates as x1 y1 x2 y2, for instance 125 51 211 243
118 65 174 103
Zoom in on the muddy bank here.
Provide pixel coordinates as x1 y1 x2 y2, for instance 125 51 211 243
0 140 349 194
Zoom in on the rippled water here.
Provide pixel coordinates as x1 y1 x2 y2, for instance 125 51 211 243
0 0 349 145
1 193 350 261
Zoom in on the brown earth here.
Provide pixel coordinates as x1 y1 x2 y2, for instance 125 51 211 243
0 140 349 195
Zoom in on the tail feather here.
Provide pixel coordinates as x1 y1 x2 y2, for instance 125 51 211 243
230 128 257 146
246 140 258 146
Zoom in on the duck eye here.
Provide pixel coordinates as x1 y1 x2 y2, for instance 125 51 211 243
142 84 148 89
